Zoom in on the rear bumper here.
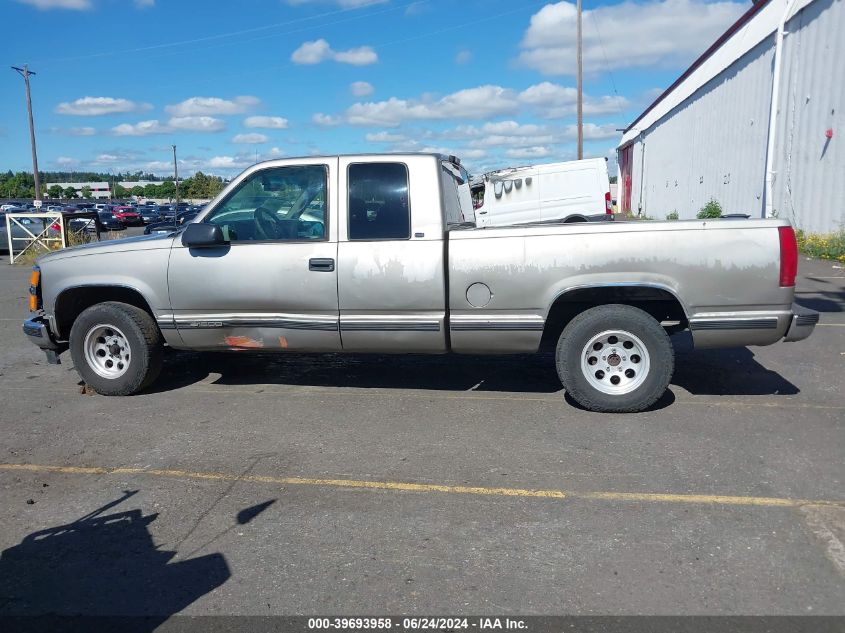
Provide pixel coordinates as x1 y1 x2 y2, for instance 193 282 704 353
783 303 819 342
689 302 818 348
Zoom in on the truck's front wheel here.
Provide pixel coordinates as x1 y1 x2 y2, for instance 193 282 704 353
69 301 163 396
556 304 674 413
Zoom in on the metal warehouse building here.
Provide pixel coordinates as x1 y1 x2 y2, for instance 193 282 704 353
617 0 843 233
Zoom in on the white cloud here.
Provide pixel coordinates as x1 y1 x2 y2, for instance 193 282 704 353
565 122 621 141
333 46 378 65
448 120 550 139
111 116 226 135
243 115 289 129
330 82 624 127
207 155 253 169
350 81 374 97
165 96 260 117
291 39 332 64
518 0 747 75
365 131 406 143
15 0 91 10
168 116 226 132
56 96 149 116
455 50 472 65
506 146 553 159
268 147 284 157
518 82 628 118
345 85 519 127
55 156 79 167
111 120 169 136
66 126 96 136
232 133 269 144
291 39 378 65
312 113 343 127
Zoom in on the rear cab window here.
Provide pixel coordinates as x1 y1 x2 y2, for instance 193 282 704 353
347 162 410 240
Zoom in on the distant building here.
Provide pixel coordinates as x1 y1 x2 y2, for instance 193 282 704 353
43 181 166 199
617 0 843 233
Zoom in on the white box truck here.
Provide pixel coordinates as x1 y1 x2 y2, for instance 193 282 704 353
470 158 613 227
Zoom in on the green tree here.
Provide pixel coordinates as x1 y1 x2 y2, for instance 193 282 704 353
63 186 78 199
114 184 129 198
80 185 92 199
143 184 158 199
131 185 144 196
158 180 176 200
47 185 63 199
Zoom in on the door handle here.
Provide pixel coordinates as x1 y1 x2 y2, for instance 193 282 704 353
478 211 487 215
309 257 335 272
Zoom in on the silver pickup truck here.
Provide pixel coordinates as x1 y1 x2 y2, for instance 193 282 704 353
22 153 818 412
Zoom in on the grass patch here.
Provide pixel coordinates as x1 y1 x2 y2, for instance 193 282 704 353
796 229 845 263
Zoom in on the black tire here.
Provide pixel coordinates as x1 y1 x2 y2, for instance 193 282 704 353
556 304 674 413
69 301 163 396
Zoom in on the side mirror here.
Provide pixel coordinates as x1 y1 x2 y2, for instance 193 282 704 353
181 222 228 248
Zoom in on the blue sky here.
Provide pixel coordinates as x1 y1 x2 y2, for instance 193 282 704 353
1 0 749 177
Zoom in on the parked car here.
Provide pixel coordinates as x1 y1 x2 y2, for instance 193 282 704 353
22 153 817 412
95 210 126 232
1 213 47 252
138 207 161 224
112 206 142 226
470 158 613 227
143 210 198 235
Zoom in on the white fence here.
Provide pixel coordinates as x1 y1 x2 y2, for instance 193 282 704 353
5 212 99 264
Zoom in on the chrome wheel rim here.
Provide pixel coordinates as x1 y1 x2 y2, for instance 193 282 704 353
83 324 131 379
580 329 650 395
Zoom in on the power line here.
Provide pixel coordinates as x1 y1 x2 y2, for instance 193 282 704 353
31 0 400 66
166 0 547 89
589 9 620 97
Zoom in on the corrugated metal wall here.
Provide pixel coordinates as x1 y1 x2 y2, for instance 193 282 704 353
625 0 844 232
772 0 845 233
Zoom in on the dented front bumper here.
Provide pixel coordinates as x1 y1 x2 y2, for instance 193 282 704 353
22 314 64 363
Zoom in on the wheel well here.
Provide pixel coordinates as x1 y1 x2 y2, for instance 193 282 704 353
540 286 688 350
54 286 154 340
562 214 588 223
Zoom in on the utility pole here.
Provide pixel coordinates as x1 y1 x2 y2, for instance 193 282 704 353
576 0 583 160
11 65 42 201
172 145 179 206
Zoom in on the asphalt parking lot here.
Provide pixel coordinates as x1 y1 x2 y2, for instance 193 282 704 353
0 238 843 618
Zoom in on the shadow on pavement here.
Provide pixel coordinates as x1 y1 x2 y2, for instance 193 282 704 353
794 287 845 313
150 350 565 395
0 490 230 630
148 331 799 400
670 333 799 396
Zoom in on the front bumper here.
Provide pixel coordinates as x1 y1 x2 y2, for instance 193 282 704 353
23 314 65 363
784 302 819 342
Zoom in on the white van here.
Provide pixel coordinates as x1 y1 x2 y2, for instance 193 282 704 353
470 158 613 227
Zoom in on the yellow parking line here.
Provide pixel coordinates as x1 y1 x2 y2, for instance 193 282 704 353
1 463 842 509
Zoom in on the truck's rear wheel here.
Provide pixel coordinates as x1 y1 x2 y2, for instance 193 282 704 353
556 304 673 413
69 301 163 396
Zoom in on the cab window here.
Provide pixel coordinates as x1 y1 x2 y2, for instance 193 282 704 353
205 165 327 242
348 162 410 240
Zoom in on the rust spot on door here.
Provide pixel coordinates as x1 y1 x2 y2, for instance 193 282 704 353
278 336 288 348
